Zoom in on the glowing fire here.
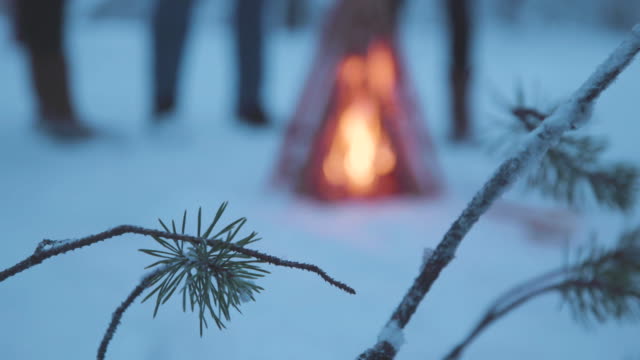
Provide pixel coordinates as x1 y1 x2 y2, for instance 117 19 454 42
322 41 398 195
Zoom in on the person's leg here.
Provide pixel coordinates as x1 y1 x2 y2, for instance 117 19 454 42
17 0 90 138
28 50 75 121
233 0 268 125
151 0 195 118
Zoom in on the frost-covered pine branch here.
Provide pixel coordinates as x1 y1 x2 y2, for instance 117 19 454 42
494 92 639 212
357 24 640 360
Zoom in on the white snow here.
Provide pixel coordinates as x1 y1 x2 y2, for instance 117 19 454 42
34 238 76 253
420 247 434 272
237 281 256 304
184 247 199 264
516 99 592 177
0 1 639 360
574 23 640 108
377 320 405 351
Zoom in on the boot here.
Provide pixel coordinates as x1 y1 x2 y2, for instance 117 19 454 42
28 51 92 139
236 103 270 127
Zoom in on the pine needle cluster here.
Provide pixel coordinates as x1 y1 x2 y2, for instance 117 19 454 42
495 91 638 212
139 202 269 335
562 227 640 323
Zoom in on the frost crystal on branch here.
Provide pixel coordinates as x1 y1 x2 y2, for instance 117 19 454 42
34 238 74 254
420 248 435 272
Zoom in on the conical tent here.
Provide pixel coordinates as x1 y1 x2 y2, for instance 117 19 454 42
272 0 442 201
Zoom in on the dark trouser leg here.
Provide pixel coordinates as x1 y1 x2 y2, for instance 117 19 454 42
17 0 76 122
151 0 195 115
446 0 472 141
28 51 76 121
233 0 267 124
284 0 308 30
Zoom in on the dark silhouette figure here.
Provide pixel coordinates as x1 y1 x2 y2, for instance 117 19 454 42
151 0 195 117
14 0 92 139
151 0 268 126
284 0 309 30
446 0 472 142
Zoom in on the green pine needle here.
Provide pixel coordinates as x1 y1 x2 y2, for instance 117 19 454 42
562 227 640 324
139 202 269 335
494 91 638 212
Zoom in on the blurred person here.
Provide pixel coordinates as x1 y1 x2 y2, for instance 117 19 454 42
0 0 8 15
13 0 92 139
446 0 473 142
89 0 150 22
151 0 269 127
283 0 309 31
150 0 194 119
322 0 405 53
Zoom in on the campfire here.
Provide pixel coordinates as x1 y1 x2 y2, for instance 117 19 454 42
324 42 397 191
273 1 441 201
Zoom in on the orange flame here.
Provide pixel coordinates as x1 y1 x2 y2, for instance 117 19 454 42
322 41 397 195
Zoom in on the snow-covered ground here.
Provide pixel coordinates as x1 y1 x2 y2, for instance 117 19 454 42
0 1 639 359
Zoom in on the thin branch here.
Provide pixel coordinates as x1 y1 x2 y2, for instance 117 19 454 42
444 282 563 360
97 267 165 360
577 25 640 104
357 24 640 359
512 107 547 130
488 266 567 310
443 278 640 360
0 225 355 294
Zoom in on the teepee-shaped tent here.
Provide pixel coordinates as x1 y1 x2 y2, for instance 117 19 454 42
272 0 442 201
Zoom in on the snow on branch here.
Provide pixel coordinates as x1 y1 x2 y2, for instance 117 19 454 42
377 320 405 352
576 24 640 104
357 24 640 360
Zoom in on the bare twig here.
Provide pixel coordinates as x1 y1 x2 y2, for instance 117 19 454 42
444 282 562 360
97 266 166 360
488 266 567 309
443 278 640 360
358 24 640 359
0 225 355 294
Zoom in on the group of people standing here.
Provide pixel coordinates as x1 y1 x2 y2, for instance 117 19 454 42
6 0 270 141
